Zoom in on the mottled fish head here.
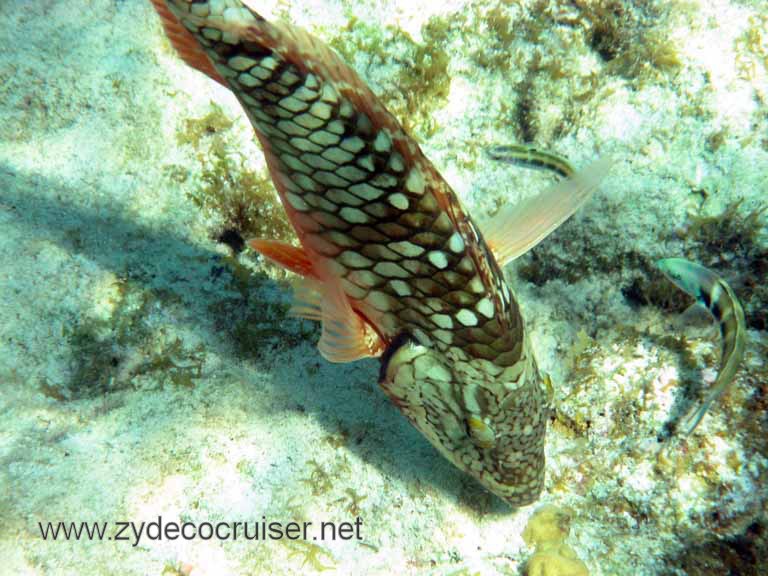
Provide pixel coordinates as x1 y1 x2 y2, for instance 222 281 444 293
378 331 547 507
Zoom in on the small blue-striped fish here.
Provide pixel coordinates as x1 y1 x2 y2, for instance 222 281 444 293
657 258 747 434
151 0 609 506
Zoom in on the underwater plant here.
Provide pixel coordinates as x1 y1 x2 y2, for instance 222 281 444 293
679 199 767 331
328 16 452 136
188 140 294 254
60 278 205 400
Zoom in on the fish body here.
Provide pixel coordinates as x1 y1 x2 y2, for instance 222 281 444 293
657 258 747 434
487 144 575 179
151 0 607 506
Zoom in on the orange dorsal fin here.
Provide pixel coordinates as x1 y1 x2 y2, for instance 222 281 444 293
247 239 316 278
149 0 228 87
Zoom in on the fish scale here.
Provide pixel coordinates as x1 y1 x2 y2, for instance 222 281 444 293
153 0 547 506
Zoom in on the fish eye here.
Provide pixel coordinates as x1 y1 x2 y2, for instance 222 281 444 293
465 416 496 449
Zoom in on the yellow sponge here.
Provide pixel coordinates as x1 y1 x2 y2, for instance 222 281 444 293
522 505 589 576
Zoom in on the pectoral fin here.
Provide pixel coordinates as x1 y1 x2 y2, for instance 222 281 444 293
248 239 316 278
481 157 612 267
248 238 382 361
248 238 384 362
290 276 384 363
677 302 717 330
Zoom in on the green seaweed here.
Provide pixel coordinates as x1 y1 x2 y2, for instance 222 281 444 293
736 14 768 82
514 68 539 143
684 199 766 256
663 518 768 576
203 255 318 361
572 0 682 82
230 305 316 360
336 487 367 516
161 563 190 576
518 229 648 288
297 456 353 503
174 102 293 256
328 15 453 136
323 428 350 449
707 128 729 153
188 140 293 253
61 278 206 400
62 277 151 399
681 199 768 330
220 254 262 299
474 0 683 96
39 378 67 401
141 336 205 389
621 272 691 314
301 459 334 497
176 102 234 148
284 540 336 572
471 5 517 72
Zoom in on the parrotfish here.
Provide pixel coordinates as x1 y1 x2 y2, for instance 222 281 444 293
151 0 609 506
657 258 747 434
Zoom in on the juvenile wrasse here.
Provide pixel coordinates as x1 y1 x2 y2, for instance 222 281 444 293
151 0 609 506
487 144 575 179
657 258 747 434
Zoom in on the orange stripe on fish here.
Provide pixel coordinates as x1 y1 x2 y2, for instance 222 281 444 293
150 0 609 507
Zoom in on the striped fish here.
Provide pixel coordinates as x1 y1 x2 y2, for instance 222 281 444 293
151 0 609 506
487 144 575 179
657 258 747 434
